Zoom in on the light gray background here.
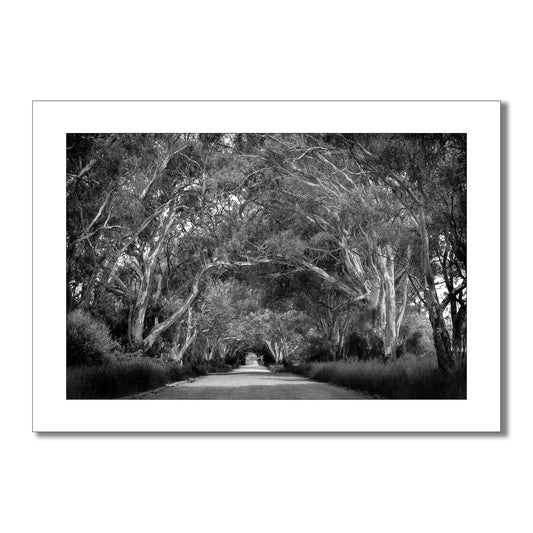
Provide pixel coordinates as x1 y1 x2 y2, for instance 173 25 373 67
3 1 524 532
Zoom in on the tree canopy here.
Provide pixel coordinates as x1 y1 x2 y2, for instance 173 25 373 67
67 133 466 374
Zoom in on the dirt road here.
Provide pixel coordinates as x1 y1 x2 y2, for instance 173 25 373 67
128 363 367 400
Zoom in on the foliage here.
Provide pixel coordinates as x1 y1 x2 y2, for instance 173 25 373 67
66 310 119 367
344 330 385 361
291 357 466 399
66 358 234 399
398 309 436 356
190 280 262 362
306 336 336 362
66 133 466 381
233 308 311 363
224 351 246 367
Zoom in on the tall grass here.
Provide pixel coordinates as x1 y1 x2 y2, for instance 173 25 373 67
291 356 466 399
67 357 233 399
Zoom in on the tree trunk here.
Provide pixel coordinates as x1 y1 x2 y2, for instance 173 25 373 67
208 345 216 361
127 302 134 347
382 261 397 360
441 249 467 366
265 340 282 363
130 211 177 347
142 264 215 349
395 245 411 338
172 309 197 363
75 270 98 310
452 304 467 366
419 210 455 374
130 262 153 345
174 331 197 364
66 279 74 313
375 245 397 360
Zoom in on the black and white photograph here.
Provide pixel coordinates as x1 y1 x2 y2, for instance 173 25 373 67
66 132 467 400
32 100 499 432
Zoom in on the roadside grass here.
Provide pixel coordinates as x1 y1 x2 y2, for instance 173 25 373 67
289 356 466 399
67 357 234 399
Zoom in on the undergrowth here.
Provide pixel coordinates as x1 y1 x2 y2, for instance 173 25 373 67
67 357 234 399
289 356 466 399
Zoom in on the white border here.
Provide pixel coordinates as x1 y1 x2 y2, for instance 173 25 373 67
32 101 500 432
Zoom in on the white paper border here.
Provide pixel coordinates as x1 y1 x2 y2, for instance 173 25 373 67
32 101 500 432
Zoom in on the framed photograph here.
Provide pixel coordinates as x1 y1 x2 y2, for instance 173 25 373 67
32 100 500 432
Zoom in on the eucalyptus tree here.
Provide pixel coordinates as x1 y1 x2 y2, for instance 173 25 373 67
296 281 355 360
116 133 266 350
246 134 415 361
231 308 310 364
193 279 262 362
67 133 278 352
337 134 466 372
262 269 355 360
67 132 465 372
67 133 122 311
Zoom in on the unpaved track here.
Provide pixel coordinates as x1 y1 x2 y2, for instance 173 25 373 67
128 364 367 400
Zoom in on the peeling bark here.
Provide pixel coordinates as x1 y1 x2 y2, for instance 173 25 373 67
419 210 455 374
130 211 177 346
142 264 215 349
172 309 198 363
374 245 396 359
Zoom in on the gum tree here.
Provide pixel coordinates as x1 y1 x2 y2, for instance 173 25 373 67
344 134 466 373
250 134 415 360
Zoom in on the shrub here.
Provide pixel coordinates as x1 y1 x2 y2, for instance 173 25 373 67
290 357 466 399
66 356 238 399
192 364 209 376
67 357 197 399
400 311 436 358
91 292 130 345
224 351 245 367
405 331 424 355
204 363 233 373
67 310 119 367
345 330 385 360
306 337 335 362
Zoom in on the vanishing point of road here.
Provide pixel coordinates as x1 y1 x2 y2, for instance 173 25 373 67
128 355 368 400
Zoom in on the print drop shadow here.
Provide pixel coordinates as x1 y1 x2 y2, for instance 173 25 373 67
38 105 508 437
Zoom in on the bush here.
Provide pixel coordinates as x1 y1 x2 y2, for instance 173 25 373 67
66 356 238 399
91 292 130 345
345 330 385 360
67 310 119 367
290 357 466 399
204 363 233 373
306 337 335 362
400 311 436 358
224 351 245 367
192 364 209 376
67 357 197 399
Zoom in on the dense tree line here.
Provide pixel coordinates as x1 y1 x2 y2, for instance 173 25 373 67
67 133 466 374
